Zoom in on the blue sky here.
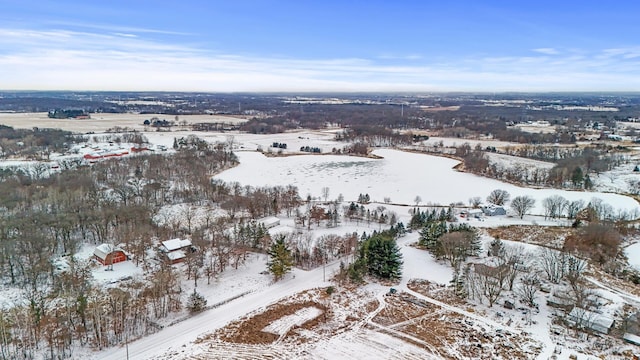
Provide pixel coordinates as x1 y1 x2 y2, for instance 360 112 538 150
1 0 639 92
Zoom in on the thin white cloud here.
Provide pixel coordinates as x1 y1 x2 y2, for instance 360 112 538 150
377 54 423 60
1 27 639 92
602 47 640 60
46 20 193 36
113 33 138 38
532 48 559 55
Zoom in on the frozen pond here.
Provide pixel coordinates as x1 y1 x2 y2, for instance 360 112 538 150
626 243 640 270
214 149 640 217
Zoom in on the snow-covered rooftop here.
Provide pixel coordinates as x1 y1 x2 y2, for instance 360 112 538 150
161 238 192 252
257 216 280 228
166 250 186 261
93 244 117 260
567 307 615 333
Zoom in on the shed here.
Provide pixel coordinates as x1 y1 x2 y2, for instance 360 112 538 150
504 300 515 309
463 209 483 219
624 333 640 346
566 307 614 334
93 244 127 266
257 216 280 229
547 294 573 310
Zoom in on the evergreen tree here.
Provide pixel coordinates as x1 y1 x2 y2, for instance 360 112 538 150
489 237 505 257
453 264 471 298
187 291 207 313
571 167 584 187
267 235 293 281
418 221 447 248
348 257 367 283
584 174 593 189
363 233 403 280
409 209 426 229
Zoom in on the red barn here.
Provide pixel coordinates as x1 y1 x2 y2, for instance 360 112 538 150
93 244 127 265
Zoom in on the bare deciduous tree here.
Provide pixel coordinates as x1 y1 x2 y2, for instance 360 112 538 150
564 223 621 265
537 247 568 284
501 245 527 291
439 232 470 268
510 195 535 219
321 187 330 202
414 195 422 206
486 189 510 206
566 199 585 219
542 195 568 219
465 261 509 307
516 273 540 307
468 196 482 208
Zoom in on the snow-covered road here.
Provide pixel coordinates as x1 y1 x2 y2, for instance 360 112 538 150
94 259 339 360
93 231 585 360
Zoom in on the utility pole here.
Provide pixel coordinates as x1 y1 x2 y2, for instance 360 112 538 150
323 251 327 282
125 304 129 360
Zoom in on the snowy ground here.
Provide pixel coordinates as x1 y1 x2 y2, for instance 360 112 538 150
422 136 520 149
486 152 556 171
214 148 640 216
0 112 247 132
626 243 640 271
85 230 640 360
3 121 640 359
591 154 640 195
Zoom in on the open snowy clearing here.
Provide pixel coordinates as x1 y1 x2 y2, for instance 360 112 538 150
262 306 323 336
422 136 521 149
626 243 640 271
486 152 556 171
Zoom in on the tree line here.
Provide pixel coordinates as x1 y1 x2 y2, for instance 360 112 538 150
0 135 314 359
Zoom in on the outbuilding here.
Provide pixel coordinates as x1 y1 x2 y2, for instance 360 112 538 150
161 238 193 264
257 216 280 229
93 244 127 266
566 307 614 334
624 332 640 346
482 205 507 216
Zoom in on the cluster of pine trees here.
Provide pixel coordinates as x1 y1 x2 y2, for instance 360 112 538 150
347 226 405 282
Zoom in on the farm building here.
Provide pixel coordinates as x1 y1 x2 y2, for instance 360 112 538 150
161 238 193 264
257 216 280 229
624 333 640 346
566 307 614 334
482 205 506 216
93 244 127 266
461 208 483 219
546 294 573 310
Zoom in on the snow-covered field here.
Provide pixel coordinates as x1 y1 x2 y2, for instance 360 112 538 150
422 136 520 149
626 243 640 270
0 112 247 132
215 148 640 216
486 152 556 171
3 119 640 359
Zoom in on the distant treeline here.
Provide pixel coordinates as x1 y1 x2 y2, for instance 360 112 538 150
48 108 90 119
